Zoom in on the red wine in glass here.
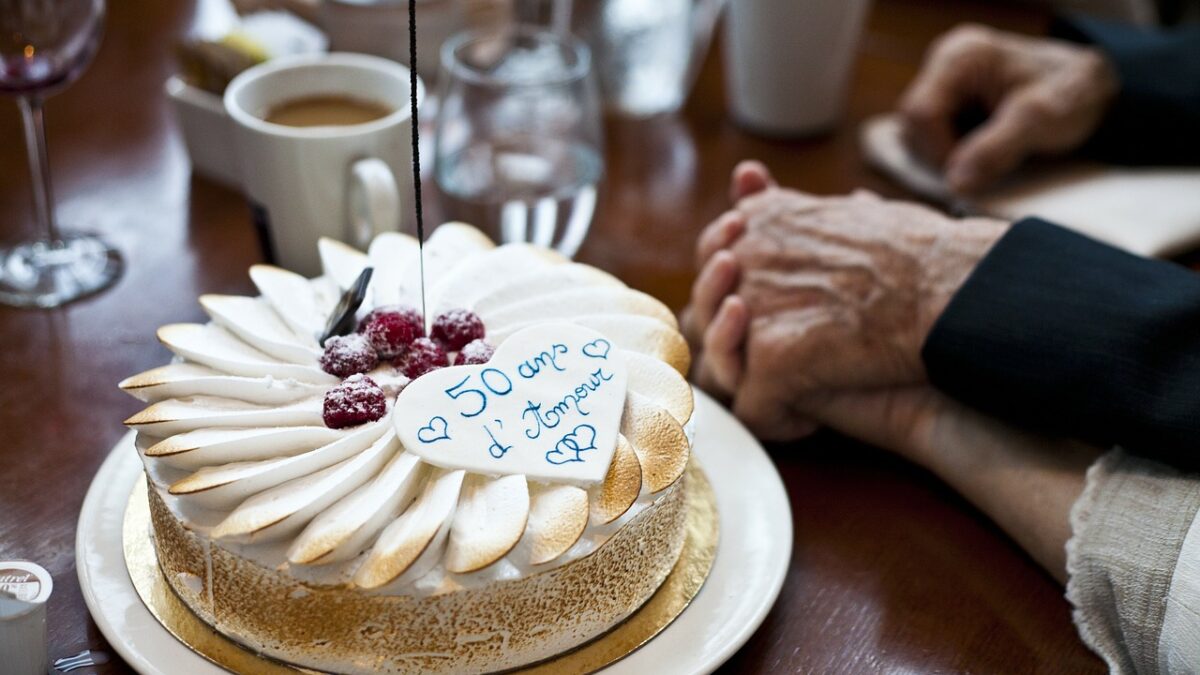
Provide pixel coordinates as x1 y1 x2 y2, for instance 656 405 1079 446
1 48 91 94
0 0 122 308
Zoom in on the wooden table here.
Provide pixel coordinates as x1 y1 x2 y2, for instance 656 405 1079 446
0 0 1105 672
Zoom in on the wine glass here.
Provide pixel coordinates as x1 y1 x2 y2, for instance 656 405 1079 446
434 26 603 259
0 0 122 308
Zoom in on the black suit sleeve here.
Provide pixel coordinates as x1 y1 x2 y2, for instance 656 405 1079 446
1053 16 1200 165
922 218 1200 466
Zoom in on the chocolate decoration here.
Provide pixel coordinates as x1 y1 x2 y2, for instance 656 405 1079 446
319 267 373 346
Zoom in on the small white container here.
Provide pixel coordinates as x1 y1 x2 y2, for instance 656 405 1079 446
165 9 328 190
319 0 467 84
0 561 53 675
165 76 242 189
724 0 871 136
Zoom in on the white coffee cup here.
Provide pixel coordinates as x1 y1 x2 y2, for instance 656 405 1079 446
225 52 425 276
724 0 871 136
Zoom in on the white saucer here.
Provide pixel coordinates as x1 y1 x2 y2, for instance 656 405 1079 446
77 390 792 674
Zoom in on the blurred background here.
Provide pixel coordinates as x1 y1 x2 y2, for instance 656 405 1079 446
1 0 1197 671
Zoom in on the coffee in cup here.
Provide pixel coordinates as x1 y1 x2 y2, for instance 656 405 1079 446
263 95 394 128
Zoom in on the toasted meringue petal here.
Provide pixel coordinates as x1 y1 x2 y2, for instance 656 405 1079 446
620 393 690 493
167 458 293 506
354 469 466 589
589 434 642 525
422 223 499 295
621 350 694 425
444 474 530 574
124 396 324 436
366 228 492 309
318 237 369 290
427 222 496 256
288 452 426 565
157 324 336 384
211 430 399 543
574 315 691 375
200 295 321 364
367 232 420 307
119 364 326 405
430 243 561 314
249 264 330 342
481 287 677 332
167 420 388 508
525 483 588 565
145 426 345 470
469 264 622 317
488 314 690 375
121 363 217 394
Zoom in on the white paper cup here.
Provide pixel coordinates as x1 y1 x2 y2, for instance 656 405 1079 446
724 0 871 136
225 53 425 276
0 561 53 675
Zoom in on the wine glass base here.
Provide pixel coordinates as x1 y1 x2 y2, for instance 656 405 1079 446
0 234 123 308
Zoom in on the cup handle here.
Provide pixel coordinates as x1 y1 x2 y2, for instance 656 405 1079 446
347 158 401 248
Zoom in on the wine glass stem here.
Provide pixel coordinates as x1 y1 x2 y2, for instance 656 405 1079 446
17 95 62 245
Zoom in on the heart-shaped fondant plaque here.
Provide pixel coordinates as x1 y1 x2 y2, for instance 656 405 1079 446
393 323 628 485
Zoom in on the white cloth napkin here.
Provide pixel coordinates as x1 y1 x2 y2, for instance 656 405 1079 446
861 113 1200 258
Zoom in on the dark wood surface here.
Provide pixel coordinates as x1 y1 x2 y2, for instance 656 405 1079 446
0 0 1105 672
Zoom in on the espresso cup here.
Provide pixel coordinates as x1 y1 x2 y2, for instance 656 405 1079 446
225 53 425 276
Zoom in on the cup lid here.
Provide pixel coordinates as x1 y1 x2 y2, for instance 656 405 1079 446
0 561 53 617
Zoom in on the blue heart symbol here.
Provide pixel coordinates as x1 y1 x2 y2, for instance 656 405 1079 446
546 424 597 465
417 416 451 444
581 339 611 360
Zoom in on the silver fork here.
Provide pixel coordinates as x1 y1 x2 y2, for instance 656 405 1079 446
53 649 110 672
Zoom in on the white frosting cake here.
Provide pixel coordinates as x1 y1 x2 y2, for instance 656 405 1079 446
120 224 695 673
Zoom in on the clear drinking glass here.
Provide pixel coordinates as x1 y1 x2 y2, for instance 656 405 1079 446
434 26 603 259
0 0 122 308
518 0 725 117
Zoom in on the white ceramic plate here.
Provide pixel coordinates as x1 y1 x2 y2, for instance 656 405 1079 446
77 390 792 674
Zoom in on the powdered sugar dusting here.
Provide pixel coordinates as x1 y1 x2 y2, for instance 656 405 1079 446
395 337 449 379
431 309 485 351
456 339 494 365
323 374 388 428
320 333 379 378
359 305 425 359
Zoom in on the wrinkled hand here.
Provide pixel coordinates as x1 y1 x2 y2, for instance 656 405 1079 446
683 161 1007 442
899 23 1118 193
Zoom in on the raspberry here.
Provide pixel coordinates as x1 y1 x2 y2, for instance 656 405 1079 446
395 337 449 379
358 305 424 359
456 339 495 365
319 333 379 377
431 309 485 351
323 374 388 429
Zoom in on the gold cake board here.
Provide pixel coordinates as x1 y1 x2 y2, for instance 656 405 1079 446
123 462 719 674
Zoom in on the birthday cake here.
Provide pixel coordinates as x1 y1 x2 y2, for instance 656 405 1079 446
119 223 694 674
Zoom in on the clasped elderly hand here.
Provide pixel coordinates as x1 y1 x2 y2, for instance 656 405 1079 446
682 22 1118 454
683 161 1008 452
